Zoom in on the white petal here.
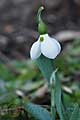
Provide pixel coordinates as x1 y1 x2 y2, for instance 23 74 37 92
30 40 41 60
41 34 61 59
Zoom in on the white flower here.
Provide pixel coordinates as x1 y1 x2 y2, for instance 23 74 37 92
30 34 61 59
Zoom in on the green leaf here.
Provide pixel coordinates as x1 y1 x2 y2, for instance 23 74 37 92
36 55 54 83
53 72 64 120
24 102 52 120
70 104 79 120
61 104 69 120
78 109 80 120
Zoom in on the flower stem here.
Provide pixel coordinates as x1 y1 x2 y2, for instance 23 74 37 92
50 71 57 120
51 82 56 120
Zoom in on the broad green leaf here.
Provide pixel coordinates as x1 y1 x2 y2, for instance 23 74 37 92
24 102 52 120
36 54 54 83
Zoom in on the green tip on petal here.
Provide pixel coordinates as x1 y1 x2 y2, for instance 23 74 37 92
40 36 44 42
37 6 47 35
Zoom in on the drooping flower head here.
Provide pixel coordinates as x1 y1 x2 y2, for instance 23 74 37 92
30 6 61 60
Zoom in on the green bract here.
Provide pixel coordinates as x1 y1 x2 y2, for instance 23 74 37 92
37 6 47 34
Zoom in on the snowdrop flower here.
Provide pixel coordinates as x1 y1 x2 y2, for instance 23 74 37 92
30 34 61 60
30 6 61 60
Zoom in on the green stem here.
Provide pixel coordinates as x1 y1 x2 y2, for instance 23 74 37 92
51 82 56 120
54 73 64 120
50 71 57 120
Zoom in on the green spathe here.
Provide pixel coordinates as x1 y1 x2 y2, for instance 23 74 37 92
37 6 47 35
